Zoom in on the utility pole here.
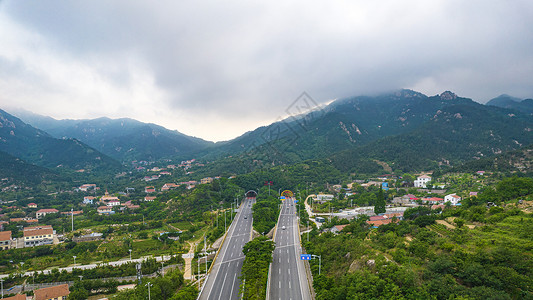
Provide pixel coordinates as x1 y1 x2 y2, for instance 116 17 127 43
129 249 132 261
307 220 309 242
224 210 227 232
1 278 4 298
73 256 76 265
146 282 152 300
71 208 74 232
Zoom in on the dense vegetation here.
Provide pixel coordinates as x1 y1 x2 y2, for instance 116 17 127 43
252 193 280 235
240 236 275 300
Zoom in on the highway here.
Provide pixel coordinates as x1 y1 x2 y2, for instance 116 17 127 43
199 197 255 300
269 197 311 300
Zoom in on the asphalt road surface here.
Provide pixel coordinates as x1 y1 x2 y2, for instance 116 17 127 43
269 198 311 300
199 197 255 300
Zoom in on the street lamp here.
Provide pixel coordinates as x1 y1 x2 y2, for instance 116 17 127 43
1 278 4 298
73 256 76 265
311 255 322 275
145 282 152 300
161 262 164 276
129 249 132 261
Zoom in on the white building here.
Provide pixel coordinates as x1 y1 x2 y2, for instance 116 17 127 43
414 175 431 188
444 194 462 205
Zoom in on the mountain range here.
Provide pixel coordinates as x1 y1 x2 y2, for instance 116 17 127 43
2 89 532 184
12 110 213 162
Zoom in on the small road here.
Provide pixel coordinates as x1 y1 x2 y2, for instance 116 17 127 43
199 197 255 300
269 197 311 300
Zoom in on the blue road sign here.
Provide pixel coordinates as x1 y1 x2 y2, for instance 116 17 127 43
294 200 298 203
280 196 286 200
300 254 312 260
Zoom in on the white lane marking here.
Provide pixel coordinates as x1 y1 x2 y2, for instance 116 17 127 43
289 281 291 289
279 281 281 289
229 272 237 299
279 268 281 274
217 272 229 300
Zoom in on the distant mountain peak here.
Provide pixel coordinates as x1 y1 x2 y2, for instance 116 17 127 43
440 91 457 101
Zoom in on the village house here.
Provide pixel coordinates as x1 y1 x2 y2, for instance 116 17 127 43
107 199 121 207
330 224 348 234
100 191 119 204
145 186 156 193
444 194 462 205
0 230 12 250
3 294 26 300
97 206 114 215
36 208 59 219
144 196 156 202
201 177 214 184
421 197 444 205
83 196 95 205
414 175 431 188
10 218 38 224
124 201 140 210
161 183 179 191
27 203 38 208
23 225 55 247
78 184 97 192
34 283 70 300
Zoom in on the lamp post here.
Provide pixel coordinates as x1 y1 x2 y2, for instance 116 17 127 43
311 255 322 275
161 262 164 276
1 278 4 298
129 249 132 261
145 282 152 300
307 220 310 242
73 256 76 265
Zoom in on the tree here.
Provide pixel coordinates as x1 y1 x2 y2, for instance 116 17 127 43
374 188 386 214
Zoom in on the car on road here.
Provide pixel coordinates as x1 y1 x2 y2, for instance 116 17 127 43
244 216 248 219
282 226 286 230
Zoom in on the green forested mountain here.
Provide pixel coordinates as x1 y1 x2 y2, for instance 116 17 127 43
13 111 213 162
486 94 533 114
0 109 121 172
198 90 533 175
0 150 58 185
331 95 533 173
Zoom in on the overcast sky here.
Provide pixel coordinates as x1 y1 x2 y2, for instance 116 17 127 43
0 1 532 141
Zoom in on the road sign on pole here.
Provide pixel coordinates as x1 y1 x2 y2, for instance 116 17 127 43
300 254 311 260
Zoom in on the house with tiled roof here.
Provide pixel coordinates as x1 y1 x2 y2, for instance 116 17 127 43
414 175 431 188
144 196 156 202
36 208 59 219
444 194 462 205
3 294 26 300
23 225 55 247
330 224 348 234
28 203 37 208
83 196 96 205
0 230 12 250
161 183 179 191
145 186 156 193
34 283 70 300
97 206 114 215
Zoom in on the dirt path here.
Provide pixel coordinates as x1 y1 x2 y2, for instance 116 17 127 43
436 220 456 229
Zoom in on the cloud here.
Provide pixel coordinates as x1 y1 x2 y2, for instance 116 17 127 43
0 0 532 141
